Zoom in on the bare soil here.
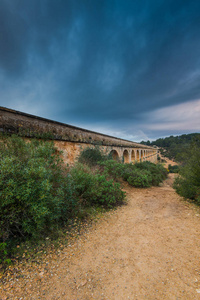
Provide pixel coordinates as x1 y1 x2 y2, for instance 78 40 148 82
1 160 200 300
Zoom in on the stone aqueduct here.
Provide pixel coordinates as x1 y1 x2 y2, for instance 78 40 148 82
0 107 158 164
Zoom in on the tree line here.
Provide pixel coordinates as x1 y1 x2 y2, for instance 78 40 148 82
141 133 200 162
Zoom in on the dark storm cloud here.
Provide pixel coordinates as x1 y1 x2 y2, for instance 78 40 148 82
0 0 74 74
0 0 200 140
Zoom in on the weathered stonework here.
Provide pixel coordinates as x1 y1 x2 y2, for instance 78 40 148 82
0 106 158 164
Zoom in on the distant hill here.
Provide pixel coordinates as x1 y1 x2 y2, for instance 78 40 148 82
141 133 200 161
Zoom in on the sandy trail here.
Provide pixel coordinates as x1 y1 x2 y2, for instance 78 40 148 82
1 170 200 299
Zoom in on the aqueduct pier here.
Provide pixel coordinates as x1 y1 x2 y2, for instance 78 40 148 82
0 107 158 164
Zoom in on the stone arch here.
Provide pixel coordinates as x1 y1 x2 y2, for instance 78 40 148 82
123 149 129 163
109 149 119 161
144 150 147 160
136 150 140 161
131 150 136 162
141 150 144 161
142 150 146 161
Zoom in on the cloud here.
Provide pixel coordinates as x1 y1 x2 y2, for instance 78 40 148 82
141 99 200 132
0 0 200 142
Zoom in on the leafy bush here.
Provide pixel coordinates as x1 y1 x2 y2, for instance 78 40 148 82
127 169 152 188
78 147 107 166
98 159 167 188
134 161 167 186
0 242 11 266
173 138 200 204
0 135 78 243
78 148 168 188
173 177 198 201
70 164 96 206
70 163 125 208
91 174 125 208
121 164 136 181
99 160 124 180
168 164 179 173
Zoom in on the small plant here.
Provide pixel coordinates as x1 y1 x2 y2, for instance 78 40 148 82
173 177 198 201
70 163 96 206
98 159 167 188
0 242 11 266
78 147 107 166
121 164 136 181
168 164 179 173
134 161 167 186
173 137 200 204
127 169 152 188
99 160 124 180
70 163 125 208
90 175 125 208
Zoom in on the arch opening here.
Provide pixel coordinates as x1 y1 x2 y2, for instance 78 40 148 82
123 149 129 163
109 150 119 161
144 150 146 160
141 150 144 161
131 150 136 162
136 150 140 162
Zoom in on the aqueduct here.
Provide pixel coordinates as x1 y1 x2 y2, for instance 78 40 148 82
0 107 158 164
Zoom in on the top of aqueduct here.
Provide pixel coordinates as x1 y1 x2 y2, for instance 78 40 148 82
0 106 153 149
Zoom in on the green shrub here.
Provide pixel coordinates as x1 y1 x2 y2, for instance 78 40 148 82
168 164 180 173
70 164 96 206
78 147 107 166
70 163 125 208
173 138 200 204
134 161 167 186
0 242 11 266
173 177 198 201
127 169 152 188
121 164 136 181
91 174 125 208
99 160 124 180
0 135 78 242
99 160 167 187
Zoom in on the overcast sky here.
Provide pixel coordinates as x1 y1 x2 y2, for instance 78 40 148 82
0 0 200 141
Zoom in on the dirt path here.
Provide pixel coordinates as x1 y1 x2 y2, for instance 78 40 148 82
1 172 200 299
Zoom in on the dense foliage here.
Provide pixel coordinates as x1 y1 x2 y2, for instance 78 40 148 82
71 164 125 208
168 164 180 173
0 135 77 243
141 133 200 162
0 136 126 265
173 137 200 204
78 147 107 166
141 133 200 204
99 160 167 188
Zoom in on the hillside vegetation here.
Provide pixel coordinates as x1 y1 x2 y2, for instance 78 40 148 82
141 133 200 205
173 137 200 204
141 133 200 162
